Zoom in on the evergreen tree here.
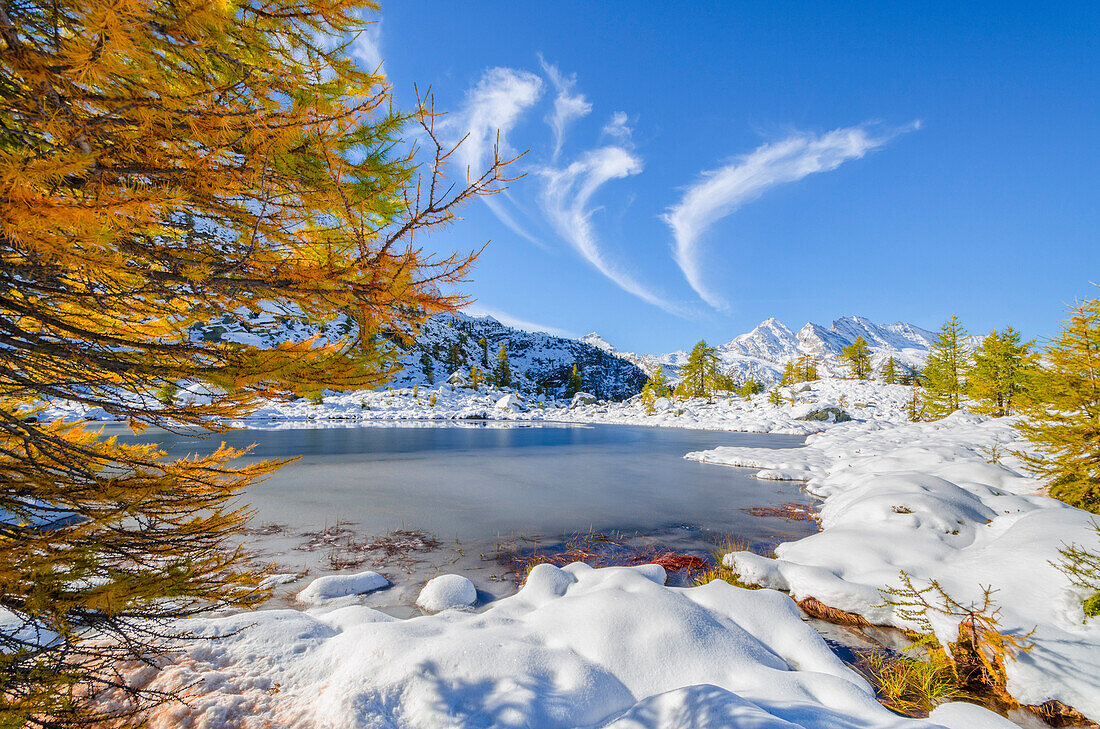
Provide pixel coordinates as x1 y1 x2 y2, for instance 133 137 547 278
901 364 922 386
922 315 972 418
881 356 899 385
640 386 657 415
479 337 490 368
841 336 872 380
0 0 516 721
420 352 435 385
494 343 512 388
680 340 721 399
768 388 783 406
968 327 1037 417
1017 298 1100 512
566 364 583 397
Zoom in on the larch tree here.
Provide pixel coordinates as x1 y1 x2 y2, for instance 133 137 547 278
1017 298 1100 513
494 343 511 388
968 326 1037 417
922 315 972 418
0 0 511 724
881 356 899 384
841 336 872 380
565 364 582 397
679 340 721 399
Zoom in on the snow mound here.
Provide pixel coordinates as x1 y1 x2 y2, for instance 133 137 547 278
295 571 388 606
693 413 1100 720
143 563 956 729
416 574 478 612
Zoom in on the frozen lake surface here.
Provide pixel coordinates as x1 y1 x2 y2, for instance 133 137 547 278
116 422 818 610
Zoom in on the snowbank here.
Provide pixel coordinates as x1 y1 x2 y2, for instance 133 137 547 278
144 563 982 729
687 412 1100 720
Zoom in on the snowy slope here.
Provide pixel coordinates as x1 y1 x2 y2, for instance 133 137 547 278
625 316 938 386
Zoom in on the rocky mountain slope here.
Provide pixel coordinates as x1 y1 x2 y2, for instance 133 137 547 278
391 313 648 400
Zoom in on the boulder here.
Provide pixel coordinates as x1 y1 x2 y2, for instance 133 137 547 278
796 407 852 423
495 394 525 411
569 392 598 408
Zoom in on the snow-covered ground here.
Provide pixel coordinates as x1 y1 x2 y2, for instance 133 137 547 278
686 412 1100 720
40 379 1100 724
140 563 1017 729
43 378 917 436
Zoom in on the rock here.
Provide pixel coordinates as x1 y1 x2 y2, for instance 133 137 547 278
446 370 469 387
795 383 812 393
296 571 388 606
416 574 478 612
569 392 598 408
495 394 525 411
654 396 671 411
796 407 852 423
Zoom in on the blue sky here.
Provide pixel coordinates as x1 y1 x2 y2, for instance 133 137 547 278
358 1 1098 353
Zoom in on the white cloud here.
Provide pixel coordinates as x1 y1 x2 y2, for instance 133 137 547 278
350 19 384 74
538 56 593 161
664 121 921 310
540 147 687 316
464 306 575 338
443 68 544 245
601 112 633 143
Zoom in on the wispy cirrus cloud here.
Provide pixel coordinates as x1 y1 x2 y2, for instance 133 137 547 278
443 67 544 245
464 305 575 338
664 121 921 310
349 19 384 74
538 55 593 162
601 112 633 144
539 147 687 316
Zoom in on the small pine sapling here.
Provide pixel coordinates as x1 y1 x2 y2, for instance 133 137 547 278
768 388 783 406
1051 520 1100 619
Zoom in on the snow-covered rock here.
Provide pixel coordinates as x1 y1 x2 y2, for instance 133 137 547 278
494 393 525 411
570 391 598 407
295 571 388 606
415 574 478 612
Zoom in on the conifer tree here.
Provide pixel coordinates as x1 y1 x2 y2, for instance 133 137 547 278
420 352 435 385
968 327 1037 417
922 315 972 418
647 367 672 397
768 388 783 406
739 378 764 397
1017 298 1100 512
469 364 483 389
566 365 583 397
841 336 872 380
680 340 721 399
796 354 819 382
640 385 657 415
494 343 512 388
0 0 511 722
781 361 797 386
881 356 899 384
479 337 490 368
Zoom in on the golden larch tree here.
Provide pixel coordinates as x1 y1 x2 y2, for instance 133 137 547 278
0 0 511 724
